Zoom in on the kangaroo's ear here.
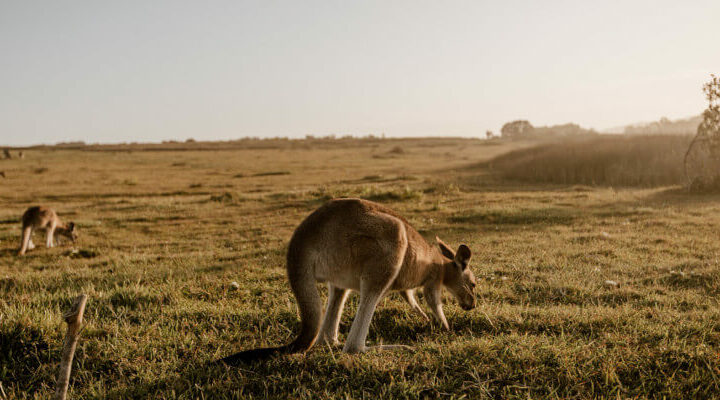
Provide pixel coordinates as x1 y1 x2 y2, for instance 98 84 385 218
68 222 75 231
436 236 455 260
454 244 471 270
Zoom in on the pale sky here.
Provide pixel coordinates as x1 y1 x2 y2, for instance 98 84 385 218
1 1 718 146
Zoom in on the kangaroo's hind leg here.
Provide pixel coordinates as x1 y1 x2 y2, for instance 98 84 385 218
18 226 33 256
46 221 57 248
343 251 407 353
343 281 415 353
319 284 350 346
342 281 386 353
341 213 413 353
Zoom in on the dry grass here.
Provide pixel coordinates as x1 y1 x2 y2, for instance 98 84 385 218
489 135 693 187
1 137 720 399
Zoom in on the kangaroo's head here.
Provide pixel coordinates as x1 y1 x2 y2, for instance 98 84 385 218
436 237 476 311
56 222 78 243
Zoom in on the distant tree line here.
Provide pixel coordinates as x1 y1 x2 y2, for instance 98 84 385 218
500 120 596 140
624 115 702 135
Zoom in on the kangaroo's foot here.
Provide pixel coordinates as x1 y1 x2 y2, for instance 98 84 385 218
344 344 415 354
318 336 342 348
368 344 415 352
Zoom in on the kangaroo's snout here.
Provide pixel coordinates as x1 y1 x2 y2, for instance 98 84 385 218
460 298 476 311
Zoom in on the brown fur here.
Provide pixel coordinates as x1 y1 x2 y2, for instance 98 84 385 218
220 198 476 365
18 206 77 256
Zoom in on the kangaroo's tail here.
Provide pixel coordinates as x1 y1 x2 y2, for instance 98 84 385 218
218 240 323 366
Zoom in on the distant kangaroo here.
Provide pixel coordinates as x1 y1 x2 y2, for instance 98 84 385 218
220 198 476 365
18 206 77 256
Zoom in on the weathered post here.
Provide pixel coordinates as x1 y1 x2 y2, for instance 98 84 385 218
53 294 87 400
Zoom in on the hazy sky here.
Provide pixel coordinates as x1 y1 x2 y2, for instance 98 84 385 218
1 1 718 145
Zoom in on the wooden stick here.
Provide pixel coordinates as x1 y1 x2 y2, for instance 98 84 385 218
53 294 87 400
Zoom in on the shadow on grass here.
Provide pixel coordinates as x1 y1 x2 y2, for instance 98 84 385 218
103 310 434 399
503 283 644 307
0 247 19 257
449 312 619 340
640 186 720 207
0 322 54 396
449 207 577 227
640 271 720 296
6 190 213 204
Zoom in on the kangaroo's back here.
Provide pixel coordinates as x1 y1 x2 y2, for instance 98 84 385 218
287 198 414 285
21 206 57 228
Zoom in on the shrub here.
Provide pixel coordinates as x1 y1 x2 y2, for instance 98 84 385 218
388 146 405 154
209 192 249 204
684 74 720 187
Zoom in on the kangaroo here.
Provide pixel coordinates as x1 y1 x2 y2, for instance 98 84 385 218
220 198 476 365
18 206 77 256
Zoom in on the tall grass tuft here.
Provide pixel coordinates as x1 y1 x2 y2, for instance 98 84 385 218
489 135 692 187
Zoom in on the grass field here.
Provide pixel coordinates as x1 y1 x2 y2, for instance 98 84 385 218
2 137 720 399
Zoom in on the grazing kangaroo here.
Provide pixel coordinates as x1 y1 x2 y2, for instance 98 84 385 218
18 206 77 256
220 198 476 365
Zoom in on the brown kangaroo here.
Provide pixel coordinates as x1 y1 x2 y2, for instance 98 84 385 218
220 198 476 365
18 206 77 256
